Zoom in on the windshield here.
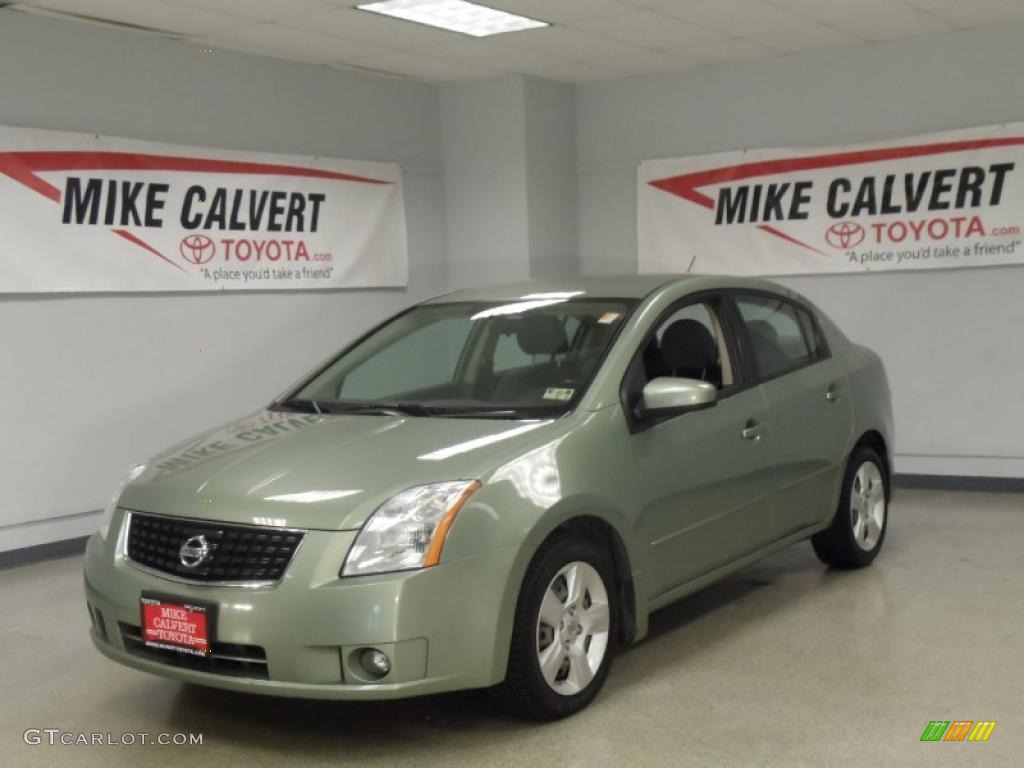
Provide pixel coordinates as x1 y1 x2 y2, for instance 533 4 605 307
282 297 635 418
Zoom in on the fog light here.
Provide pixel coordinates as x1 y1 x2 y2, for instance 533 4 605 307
360 648 391 678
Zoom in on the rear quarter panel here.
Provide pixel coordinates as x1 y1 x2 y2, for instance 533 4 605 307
812 301 895 479
795 294 894 471
841 341 895 471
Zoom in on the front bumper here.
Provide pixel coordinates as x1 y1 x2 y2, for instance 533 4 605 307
83 512 520 699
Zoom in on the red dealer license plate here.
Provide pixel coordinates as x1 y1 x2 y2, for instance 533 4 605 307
140 593 214 657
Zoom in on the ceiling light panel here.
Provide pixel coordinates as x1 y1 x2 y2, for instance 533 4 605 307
356 0 548 38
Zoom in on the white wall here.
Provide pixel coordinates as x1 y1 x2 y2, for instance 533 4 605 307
0 11 447 550
577 27 1024 478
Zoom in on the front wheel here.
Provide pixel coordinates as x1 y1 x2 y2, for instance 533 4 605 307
812 447 888 569
494 535 618 720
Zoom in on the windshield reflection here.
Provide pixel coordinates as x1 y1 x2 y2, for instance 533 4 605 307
282 298 635 421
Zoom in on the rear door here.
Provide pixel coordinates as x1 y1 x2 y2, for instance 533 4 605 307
729 292 854 535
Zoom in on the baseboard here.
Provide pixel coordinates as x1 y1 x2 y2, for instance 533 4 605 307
0 535 89 571
894 474 1024 493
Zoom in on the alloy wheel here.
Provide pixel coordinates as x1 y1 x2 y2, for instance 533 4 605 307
535 561 610 696
850 461 886 551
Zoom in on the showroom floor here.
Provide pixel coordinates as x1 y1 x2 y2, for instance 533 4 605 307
3 489 1020 768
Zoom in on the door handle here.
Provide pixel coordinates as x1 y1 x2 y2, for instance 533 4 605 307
826 383 844 402
741 420 767 441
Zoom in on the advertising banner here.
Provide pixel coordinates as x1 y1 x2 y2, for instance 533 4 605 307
0 124 407 292
639 123 1024 275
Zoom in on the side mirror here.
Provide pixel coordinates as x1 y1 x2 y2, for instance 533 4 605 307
642 377 717 417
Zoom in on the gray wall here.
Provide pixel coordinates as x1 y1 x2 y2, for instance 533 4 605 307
441 77 531 285
0 11 447 550
577 27 1024 478
441 76 579 284
524 78 578 279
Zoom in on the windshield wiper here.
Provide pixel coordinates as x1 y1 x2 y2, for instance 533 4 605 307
275 398 323 414
275 401 545 419
431 406 565 419
434 408 522 419
274 399 432 417
331 402 435 417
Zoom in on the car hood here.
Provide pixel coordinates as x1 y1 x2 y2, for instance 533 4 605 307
119 409 566 531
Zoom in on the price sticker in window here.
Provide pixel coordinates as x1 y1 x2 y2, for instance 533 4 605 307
543 387 575 401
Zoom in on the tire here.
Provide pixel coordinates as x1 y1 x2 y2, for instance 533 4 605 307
812 446 889 569
494 534 618 720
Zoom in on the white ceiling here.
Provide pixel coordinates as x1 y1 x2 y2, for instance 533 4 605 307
8 0 1024 83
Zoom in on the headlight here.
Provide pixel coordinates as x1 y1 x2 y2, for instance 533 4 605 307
341 480 480 577
98 464 146 541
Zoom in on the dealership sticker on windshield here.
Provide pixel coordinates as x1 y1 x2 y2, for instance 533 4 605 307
543 387 574 401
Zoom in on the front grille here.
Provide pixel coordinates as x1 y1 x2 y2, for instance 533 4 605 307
119 623 269 679
126 512 304 584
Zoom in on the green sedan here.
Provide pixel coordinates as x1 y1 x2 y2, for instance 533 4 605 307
84 275 893 720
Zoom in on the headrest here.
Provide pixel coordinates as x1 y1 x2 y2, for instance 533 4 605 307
517 314 569 355
660 319 717 371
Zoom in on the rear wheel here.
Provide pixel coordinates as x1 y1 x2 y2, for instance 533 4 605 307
495 535 617 720
812 447 888 569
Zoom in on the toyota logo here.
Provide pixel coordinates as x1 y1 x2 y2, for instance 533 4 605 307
178 535 210 569
179 234 216 265
825 221 865 249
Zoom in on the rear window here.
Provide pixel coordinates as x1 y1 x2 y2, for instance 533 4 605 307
734 294 819 379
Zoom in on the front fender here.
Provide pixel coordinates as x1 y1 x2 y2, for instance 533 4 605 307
466 493 646 683
438 408 647 679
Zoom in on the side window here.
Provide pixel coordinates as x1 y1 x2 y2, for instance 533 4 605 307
341 317 472 399
796 306 826 359
641 299 735 390
734 294 816 379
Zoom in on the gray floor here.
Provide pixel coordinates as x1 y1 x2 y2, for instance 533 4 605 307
2 489 1021 767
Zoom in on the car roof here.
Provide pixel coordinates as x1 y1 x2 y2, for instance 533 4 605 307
425 274 789 303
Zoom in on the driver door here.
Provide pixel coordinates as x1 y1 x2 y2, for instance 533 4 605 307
626 295 778 599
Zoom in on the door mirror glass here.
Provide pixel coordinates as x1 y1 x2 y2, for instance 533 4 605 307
642 376 717 416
